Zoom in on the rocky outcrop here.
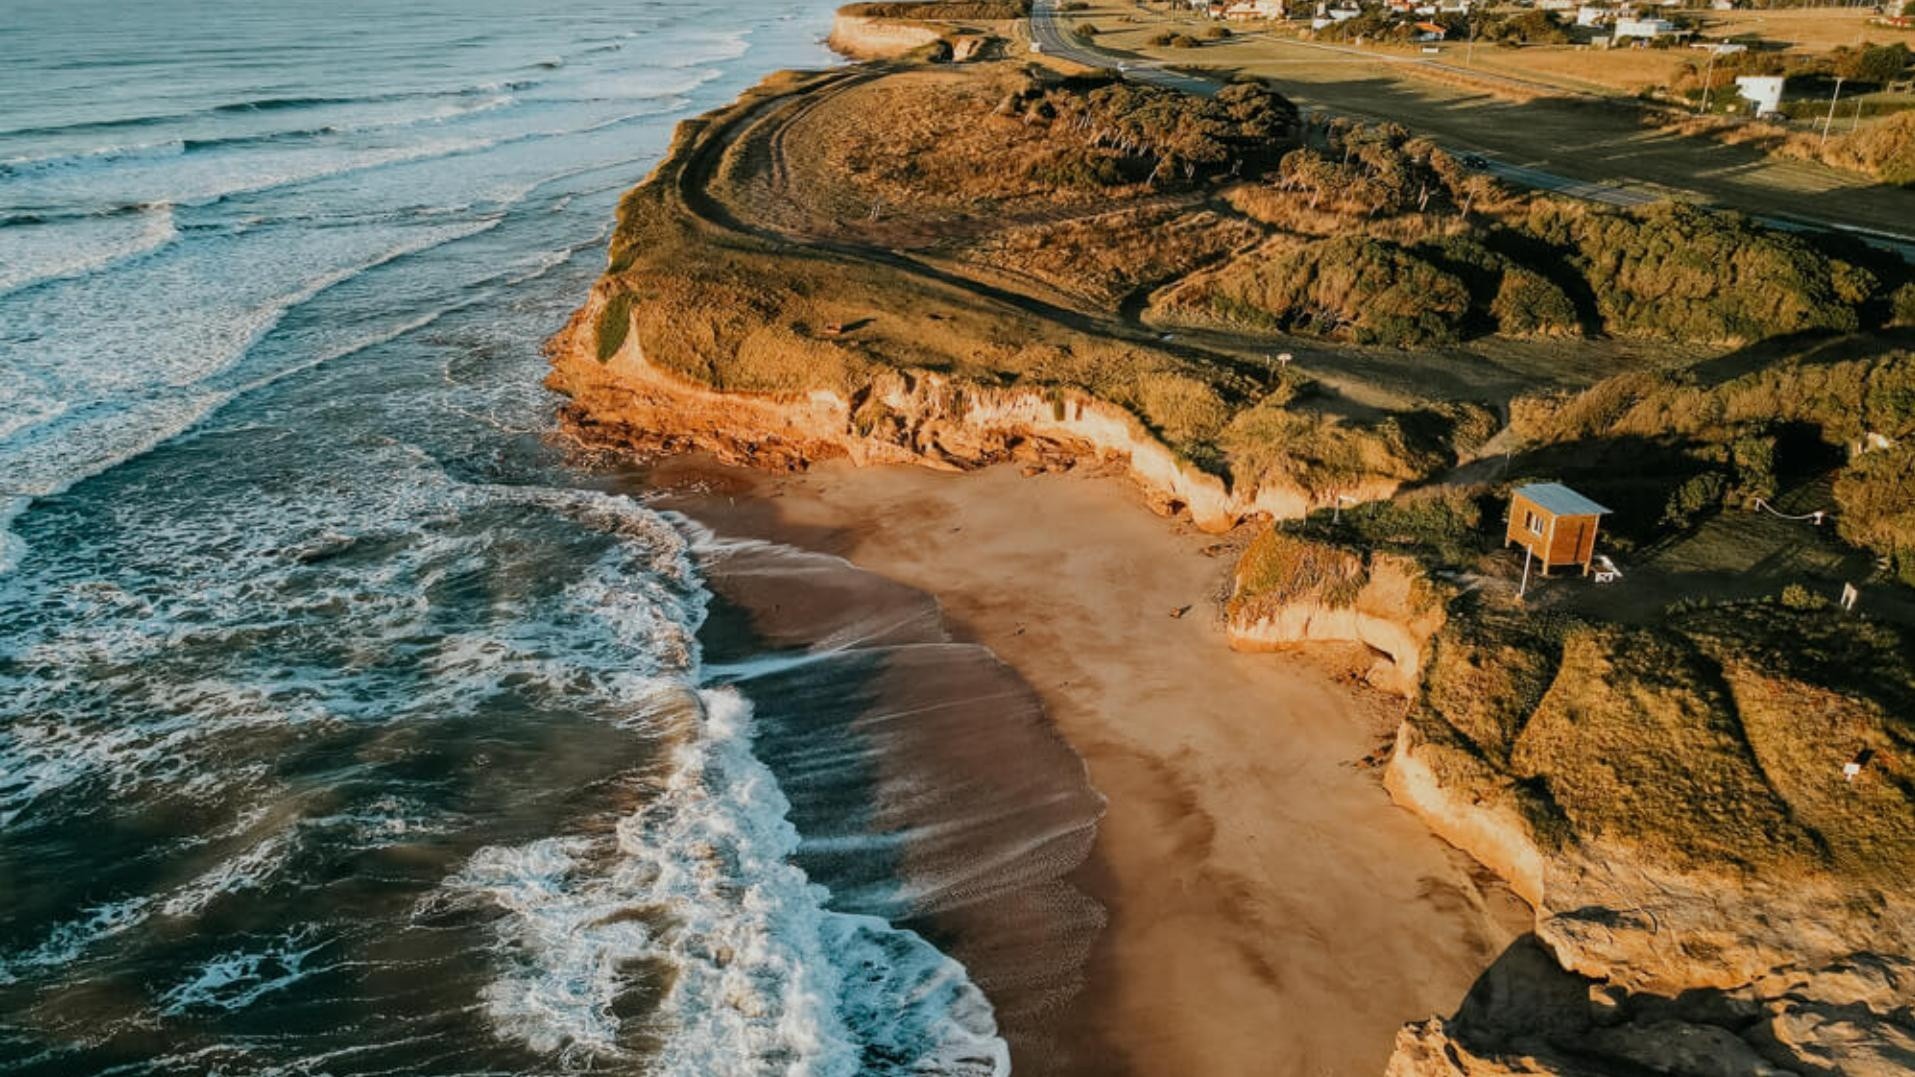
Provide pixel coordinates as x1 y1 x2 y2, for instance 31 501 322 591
1383 625 1915 1076
1384 720 1546 906
549 284 1349 532
1227 552 1443 697
1389 938 1915 1077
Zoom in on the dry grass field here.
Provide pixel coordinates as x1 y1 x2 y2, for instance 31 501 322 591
1705 8 1889 53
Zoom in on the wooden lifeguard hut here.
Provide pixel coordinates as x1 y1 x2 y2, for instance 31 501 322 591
1506 482 1611 588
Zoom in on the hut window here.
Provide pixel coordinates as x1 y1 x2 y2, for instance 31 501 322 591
1526 511 1545 536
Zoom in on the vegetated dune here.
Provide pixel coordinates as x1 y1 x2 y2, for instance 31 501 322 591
553 57 1909 542
548 63 1490 528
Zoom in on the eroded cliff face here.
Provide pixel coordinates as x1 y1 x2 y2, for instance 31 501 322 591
1227 552 1443 697
1381 622 1915 1077
824 13 943 60
1389 941 1915 1077
549 284 1343 531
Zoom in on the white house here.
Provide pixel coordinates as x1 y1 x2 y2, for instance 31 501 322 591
1735 75 1784 117
1614 16 1677 39
1575 5 1610 27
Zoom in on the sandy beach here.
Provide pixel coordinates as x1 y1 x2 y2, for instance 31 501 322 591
660 458 1531 1076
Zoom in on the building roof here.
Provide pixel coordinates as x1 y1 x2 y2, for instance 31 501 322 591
1515 482 1611 517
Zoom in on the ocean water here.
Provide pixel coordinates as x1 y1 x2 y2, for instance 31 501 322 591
0 1 1102 1072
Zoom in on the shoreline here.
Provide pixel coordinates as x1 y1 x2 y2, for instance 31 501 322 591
652 455 1531 1075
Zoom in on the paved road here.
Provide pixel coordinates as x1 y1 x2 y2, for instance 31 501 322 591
1027 0 1915 260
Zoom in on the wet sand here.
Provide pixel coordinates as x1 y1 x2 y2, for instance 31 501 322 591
661 458 1529 1076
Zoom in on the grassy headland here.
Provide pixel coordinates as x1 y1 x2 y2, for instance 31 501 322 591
551 7 1915 1073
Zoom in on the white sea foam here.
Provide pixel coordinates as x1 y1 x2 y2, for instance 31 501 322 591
0 203 178 295
443 688 1008 1076
158 927 332 1015
0 497 26 576
0 217 501 574
434 498 1009 1074
0 896 154 985
4 135 507 214
161 826 301 919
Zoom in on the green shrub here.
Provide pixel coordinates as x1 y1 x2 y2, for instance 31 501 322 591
1231 528 1369 613
1894 282 1915 326
1004 75 1299 187
1148 30 1203 47
1834 445 1915 587
596 292 635 361
1336 486 1486 563
1779 583 1825 610
1206 235 1472 346
1491 266 1580 336
1523 202 1869 342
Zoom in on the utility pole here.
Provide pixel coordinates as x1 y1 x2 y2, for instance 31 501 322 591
1697 44 1718 115
1820 75 1846 150
1465 3 1477 67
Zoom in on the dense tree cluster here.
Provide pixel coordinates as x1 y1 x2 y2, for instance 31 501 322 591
1311 11 1464 44
1522 202 1873 342
998 73 1299 186
1208 234 1474 346
842 0 1030 17
1510 351 1915 576
1676 40 1911 97
1211 121 1908 348
1272 121 1490 217
1477 10 1570 46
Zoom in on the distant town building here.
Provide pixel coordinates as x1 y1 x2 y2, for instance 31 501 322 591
1614 16 1678 40
1576 5 1610 27
1735 75 1785 117
1412 20 1447 41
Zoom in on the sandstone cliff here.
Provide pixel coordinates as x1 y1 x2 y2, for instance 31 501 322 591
549 284 1356 531
825 12 942 60
1225 530 1444 697
1383 602 1915 1076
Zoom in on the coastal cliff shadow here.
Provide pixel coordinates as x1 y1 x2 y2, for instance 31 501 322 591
1421 932 1915 1074
1684 326 1915 387
686 520 1111 1076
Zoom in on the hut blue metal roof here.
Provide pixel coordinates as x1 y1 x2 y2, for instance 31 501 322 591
1514 482 1611 517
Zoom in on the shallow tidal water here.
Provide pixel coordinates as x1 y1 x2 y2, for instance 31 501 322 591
0 2 1101 1072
